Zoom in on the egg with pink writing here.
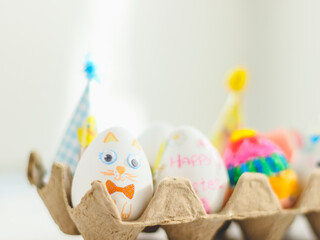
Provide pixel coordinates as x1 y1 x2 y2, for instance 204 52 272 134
71 127 153 221
154 126 229 213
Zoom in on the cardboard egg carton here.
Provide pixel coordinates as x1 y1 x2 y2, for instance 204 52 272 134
27 151 320 240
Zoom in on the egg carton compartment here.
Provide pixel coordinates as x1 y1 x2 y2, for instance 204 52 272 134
27 151 320 240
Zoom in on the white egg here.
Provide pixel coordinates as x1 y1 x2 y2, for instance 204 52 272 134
155 126 229 213
71 127 153 221
138 122 173 168
292 134 320 186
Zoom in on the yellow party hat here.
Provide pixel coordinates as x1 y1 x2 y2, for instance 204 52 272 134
210 67 248 153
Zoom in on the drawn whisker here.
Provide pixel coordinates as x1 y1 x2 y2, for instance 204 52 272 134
126 175 138 179
101 171 114 176
125 174 137 178
126 177 137 182
125 173 137 177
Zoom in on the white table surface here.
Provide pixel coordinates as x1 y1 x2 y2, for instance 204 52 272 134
0 169 317 240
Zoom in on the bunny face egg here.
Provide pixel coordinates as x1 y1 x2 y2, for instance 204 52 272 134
71 127 153 221
155 126 229 213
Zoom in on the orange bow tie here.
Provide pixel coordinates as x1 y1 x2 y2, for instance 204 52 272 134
105 180 135 200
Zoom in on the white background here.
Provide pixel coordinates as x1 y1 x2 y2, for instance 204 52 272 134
1 1 320 239
1 0 320 169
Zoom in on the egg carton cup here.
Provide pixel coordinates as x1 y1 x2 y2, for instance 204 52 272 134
27 151 320 240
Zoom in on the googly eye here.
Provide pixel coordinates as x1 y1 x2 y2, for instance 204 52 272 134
127 154 141 169
99 150 117 165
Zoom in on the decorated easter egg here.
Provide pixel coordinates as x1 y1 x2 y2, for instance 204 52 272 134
154 126 229 213
138 122 173 168
71 127 153 220
292 133 320 186
224 129 299 208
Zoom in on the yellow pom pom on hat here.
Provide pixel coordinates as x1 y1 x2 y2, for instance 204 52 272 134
227 67 247 92
231 129 256 142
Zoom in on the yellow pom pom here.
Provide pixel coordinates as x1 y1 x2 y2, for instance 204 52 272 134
227 68 247 92
231 129 256 142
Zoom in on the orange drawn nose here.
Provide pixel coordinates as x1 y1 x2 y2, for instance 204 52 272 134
116 166 126 175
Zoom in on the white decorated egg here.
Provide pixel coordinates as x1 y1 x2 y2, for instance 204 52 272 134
138 122 173 168
71 127 153 220
293 133 320 186
154 126 229 213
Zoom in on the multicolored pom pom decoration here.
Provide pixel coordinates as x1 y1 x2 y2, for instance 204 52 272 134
224 129 299 208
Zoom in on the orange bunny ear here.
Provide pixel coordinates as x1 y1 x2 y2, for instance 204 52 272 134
104 132 118 143
132 139 141 150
